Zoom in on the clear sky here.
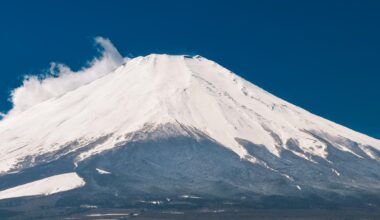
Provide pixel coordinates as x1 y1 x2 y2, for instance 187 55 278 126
0 0 379 138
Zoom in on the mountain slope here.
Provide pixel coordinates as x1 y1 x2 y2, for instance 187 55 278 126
0 173 85 200
0 54 379 207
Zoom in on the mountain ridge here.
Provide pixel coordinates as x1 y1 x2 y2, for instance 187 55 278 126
0 54 379 175
0 54 379 209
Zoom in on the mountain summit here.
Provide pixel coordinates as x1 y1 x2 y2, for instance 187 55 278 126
0 54 380 208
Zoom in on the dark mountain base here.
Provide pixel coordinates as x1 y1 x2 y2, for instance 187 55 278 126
2 203 380 220
1 126 380 219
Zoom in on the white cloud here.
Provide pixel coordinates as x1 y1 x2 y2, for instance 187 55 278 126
7 37 125 116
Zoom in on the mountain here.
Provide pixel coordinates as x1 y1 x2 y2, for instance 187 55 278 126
0 54 380 215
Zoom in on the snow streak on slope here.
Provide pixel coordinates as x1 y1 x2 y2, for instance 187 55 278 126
96 168 111 175
0 54 379 174
0 173 85 200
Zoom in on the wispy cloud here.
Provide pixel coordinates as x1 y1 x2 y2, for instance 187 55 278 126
7 37 125 117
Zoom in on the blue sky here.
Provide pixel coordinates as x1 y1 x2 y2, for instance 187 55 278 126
0 0 379 138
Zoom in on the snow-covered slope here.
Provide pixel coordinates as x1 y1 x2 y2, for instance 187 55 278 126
0 173 85 200
0 54 379 174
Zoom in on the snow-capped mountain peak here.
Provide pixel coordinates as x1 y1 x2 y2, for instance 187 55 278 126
0 54 379 174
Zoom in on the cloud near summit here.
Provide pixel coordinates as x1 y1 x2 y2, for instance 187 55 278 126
6 37 126 117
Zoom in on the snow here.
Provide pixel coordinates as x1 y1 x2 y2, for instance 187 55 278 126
80 204 98 209
140 200 163 205
180 195 201 199
0 54 379 173
96 168 111 174
332 168 341 176
0 173 85 200
86 213 129 217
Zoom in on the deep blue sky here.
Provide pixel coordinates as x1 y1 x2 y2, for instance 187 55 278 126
0 1 379 138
